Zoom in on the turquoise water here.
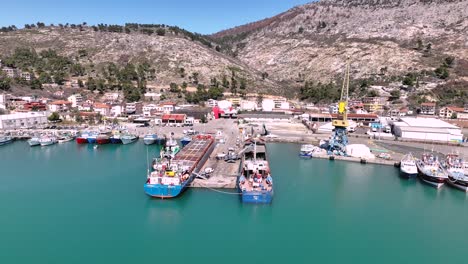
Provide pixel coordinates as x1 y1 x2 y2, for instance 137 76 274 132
1 141 467 263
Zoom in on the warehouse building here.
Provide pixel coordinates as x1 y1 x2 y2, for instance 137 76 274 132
0 112 48 129
393 117 463 143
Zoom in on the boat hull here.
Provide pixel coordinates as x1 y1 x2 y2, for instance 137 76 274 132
143 139 156 145
40 141 56 146
241 190 273 204
180 139 191 147
155 138 166 145
28 140 40 146
418 172 446 189
96 138 110 145
58 138 73 143
87 137 97 144
76 137 88 144
121 138 137 145
0 139 13 146
110 137 122 144
399 170 418 179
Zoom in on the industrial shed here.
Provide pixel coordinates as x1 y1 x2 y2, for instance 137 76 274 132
393 117 463 143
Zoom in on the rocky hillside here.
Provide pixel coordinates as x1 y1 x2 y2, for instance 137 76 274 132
214 0 468 84
0 25 280 94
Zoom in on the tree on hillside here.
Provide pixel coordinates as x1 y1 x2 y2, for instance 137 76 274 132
48 112 61 121
156 28 166 36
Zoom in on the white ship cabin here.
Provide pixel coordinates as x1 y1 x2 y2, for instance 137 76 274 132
148 161 191 185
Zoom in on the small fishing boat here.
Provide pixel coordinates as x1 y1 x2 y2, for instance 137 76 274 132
238 139 273 204
39 136 57 146
299 144 315 158
399 153 418 178
121 134 138 145
0 136 14 146
58 135 74 143
87 132 98 144
155 134 166 145
28 136 41 147
143 133 158 145
180 136 192 147
96 133 110 145
416 153 448 189
161 136 180 159
76 131 92 144
110 131 122 144
443 154 468 192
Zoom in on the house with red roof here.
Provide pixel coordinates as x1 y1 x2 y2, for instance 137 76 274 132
439 106 468 119
47 100 72 112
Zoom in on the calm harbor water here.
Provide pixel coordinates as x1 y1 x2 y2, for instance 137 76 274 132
1 141 467 263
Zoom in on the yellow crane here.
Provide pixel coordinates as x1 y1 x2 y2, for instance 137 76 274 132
332 57 350 129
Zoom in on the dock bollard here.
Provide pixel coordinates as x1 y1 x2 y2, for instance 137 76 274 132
360 159 367 164
394 162 401 168
329 156 335 161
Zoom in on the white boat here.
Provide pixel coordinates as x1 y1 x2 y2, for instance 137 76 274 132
28 137 41 147
39 136 57 146
161 136 180 159
58 135 74 143
299 144 315 158
400 153 418 178
121 134 138 145
143 134 158 145
0 136 13 146
444 154 468 192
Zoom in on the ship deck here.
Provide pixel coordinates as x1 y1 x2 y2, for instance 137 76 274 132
173 137 214 172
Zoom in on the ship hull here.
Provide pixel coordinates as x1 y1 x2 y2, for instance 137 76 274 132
241 190 273 204
418 172 446 189
28 139 40 147
40 141 56 146
76 137 88 144
0 139 13 146
446 173 468 192
121 138 137 145
110 137 122 144
180 139 191 147
143 139 156 145
155 138 166 145
87 137 97 144
399 170 418 179
96 138 110 145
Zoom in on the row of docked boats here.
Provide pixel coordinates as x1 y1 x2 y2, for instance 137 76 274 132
27 134 75 147
0 135 14 145
400 152 468 191
76 131 139 145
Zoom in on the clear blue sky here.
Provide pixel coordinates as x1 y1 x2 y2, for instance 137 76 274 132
1 0 313 34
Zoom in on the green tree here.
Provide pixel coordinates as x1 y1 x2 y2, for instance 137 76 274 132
0 78 11 91
451 112 457 119
156 28 165 36
368 90 379 97
169 82 179 93
30 79 42 90
78 79 84 88
48 112 61 121
240 79 246 90
390 89 400 100
434 66 449 79
416 38 423 51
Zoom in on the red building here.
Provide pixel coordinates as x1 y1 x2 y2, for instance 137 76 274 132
23 102 47 111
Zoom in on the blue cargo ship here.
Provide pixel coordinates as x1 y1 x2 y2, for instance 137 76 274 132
238 138 273 204
144 135 215 199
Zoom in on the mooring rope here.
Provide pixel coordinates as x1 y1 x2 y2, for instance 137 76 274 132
189 185 242 195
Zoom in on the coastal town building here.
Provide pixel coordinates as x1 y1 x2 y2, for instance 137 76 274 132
110 104 124 117
125 102 143 115
240 100 258 111
22 102 47 112
0 94 6 110
93 103 111 117
143 104 159 117
1 67 18 78
67 94 83 107
47 100 72 112
420 102 436 115
161 114 186 124
0 111 48 129
78 103 92 111
438 106 468 120
362 97 386 113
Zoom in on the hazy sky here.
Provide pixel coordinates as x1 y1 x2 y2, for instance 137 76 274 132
1 0 313 34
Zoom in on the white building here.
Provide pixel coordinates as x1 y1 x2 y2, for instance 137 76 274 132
47 100 72 112
67 94 83 107
0 94 6 110
110 104 124 117
240 100 258 111
262 99 275 112
217 100 232 110
0 112 48 129
93 103 111 117
103 92 120 101
279 102 290 110
206 99 218 107
144 92 161 101
329 104 339 114
393 117 463 143
143 104 159 117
